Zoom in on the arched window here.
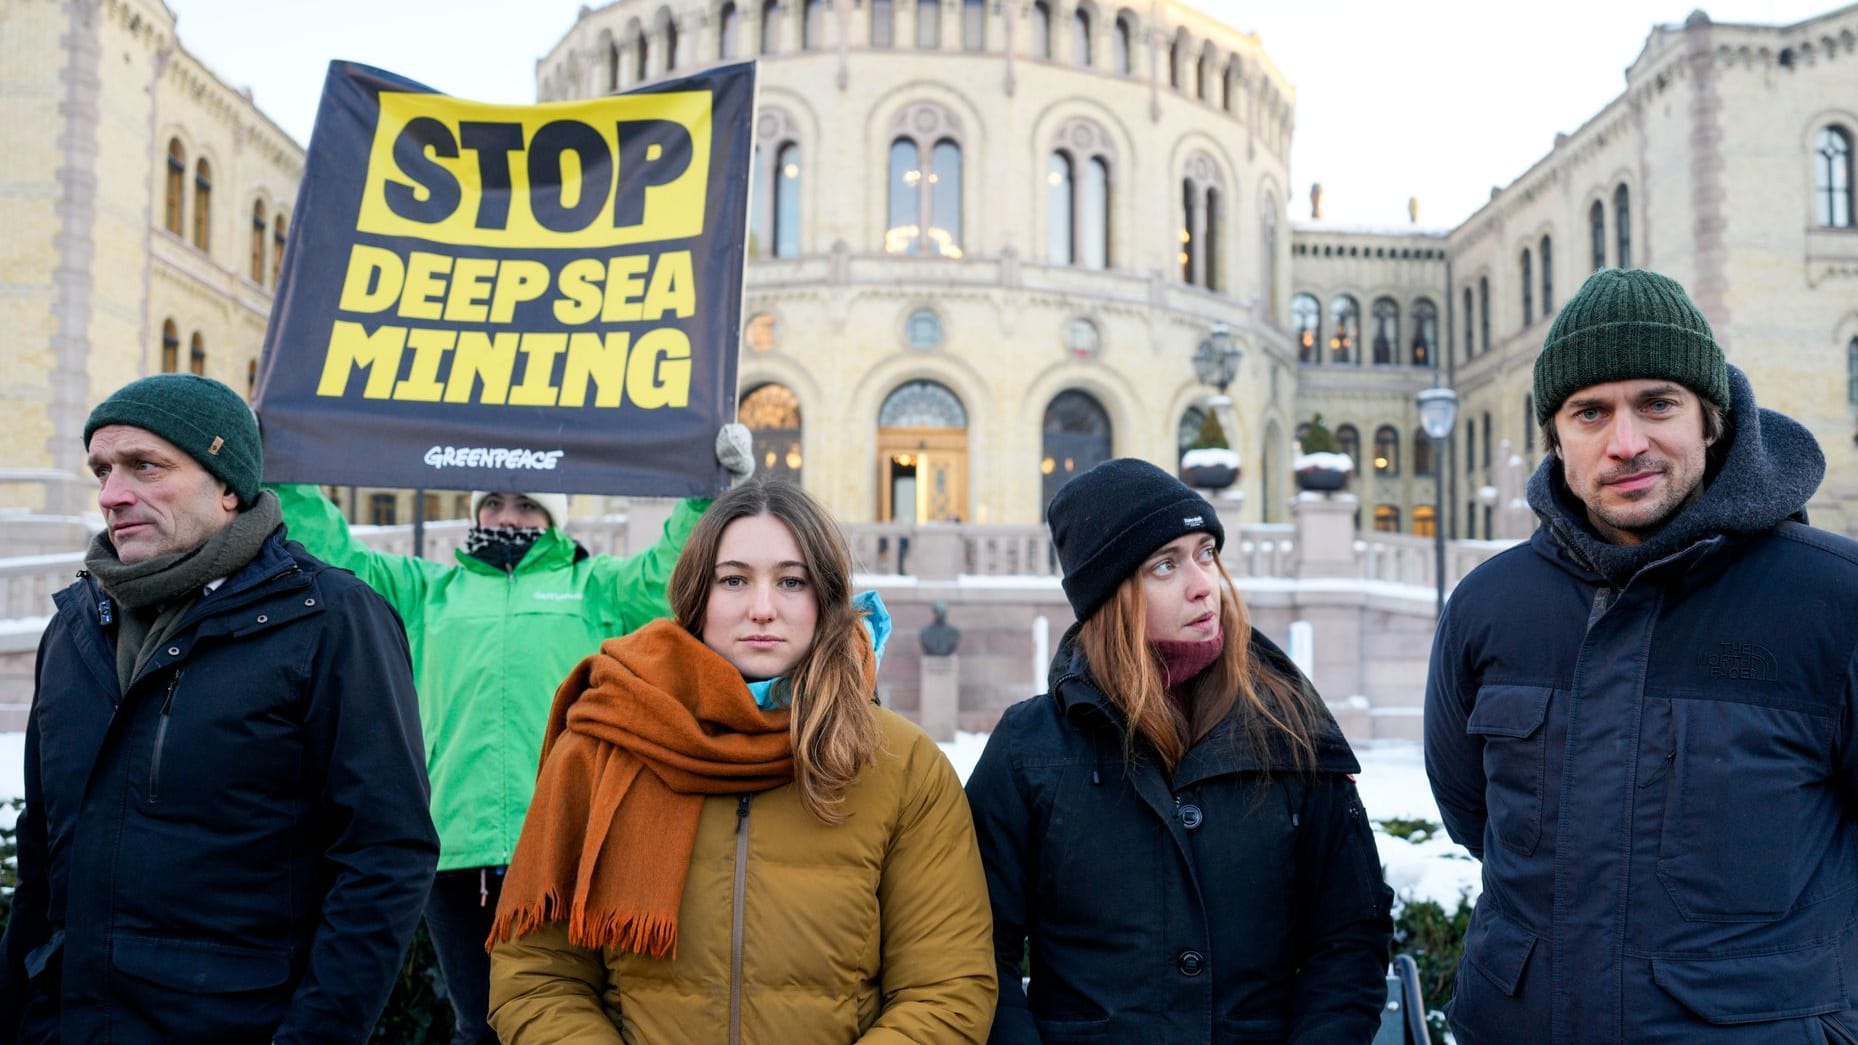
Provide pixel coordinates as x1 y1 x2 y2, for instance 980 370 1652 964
1540 234 1554 312
1291 293 1321 363
1370 297 1398 365
1464 416 1476 473
884 109 963 257
1462 287 1475 360
916 0 940 48
1410 298 1437 367
1524 394 1536 453
1373 425 1400 476
719 2 739 57
962 0 985 49
804 0 825 48
1204 187 1221 290
1412 427 1433 476
1817 126 1854 227
1520 248 1534 327
1482 410 1493 474
1113 12 1132 74
740 383 804 481
1180 180 1196 283
1373 505 1401 533
1590 200 1606 271
1071 8 1090 64
272 212 288 287
1335 424 1360 471
1170 32 1187 90
1848 336 1858 405
905 307 943 348
1042 390 1113 510
1196 47 1211 101
1478 276 1490 352
1046 153 1073 264
760 0 781 53
188 332 206 376
869 0 892 45
606 36 622 90
1614 183 1631 269
665 17 679 67
1413 504 1437 538
160 319 180 373
1222 57 1240 113
879 379 967 427
1030 0 1051 58
1328 294 1359 364
636 28 651 79
192 158 212 251
250 199 268 283
773 142 802 257
1080 157 1109 269
1178 154 1224 289
165 139 185 235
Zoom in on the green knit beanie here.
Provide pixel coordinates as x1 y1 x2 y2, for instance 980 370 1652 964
84 373 262 507
1532 268 1727 425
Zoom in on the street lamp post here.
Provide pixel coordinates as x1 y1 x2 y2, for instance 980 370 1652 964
1192 322 1242 403
1416 384 1460 618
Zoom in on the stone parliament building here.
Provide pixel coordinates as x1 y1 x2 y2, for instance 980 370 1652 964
4 0 1857 732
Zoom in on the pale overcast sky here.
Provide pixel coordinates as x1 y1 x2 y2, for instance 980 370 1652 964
163 0 1839 228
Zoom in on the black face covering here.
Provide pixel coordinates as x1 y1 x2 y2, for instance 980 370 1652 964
464 525 546 571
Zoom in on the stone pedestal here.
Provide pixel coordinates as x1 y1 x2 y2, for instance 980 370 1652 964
918 654 959 741
1292 492 1359 580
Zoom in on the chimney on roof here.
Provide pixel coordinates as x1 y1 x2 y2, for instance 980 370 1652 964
1310 182 1323 220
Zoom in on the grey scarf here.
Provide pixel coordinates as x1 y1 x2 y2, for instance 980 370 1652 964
85 491 283 691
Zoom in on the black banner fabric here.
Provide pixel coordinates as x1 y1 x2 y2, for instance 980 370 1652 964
254 61 755 497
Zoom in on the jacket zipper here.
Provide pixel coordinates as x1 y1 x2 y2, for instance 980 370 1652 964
148 669 182 802
730 794 752 1045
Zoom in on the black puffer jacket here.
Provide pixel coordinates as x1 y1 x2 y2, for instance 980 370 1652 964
967 627 1393 1044
0 530 439 1044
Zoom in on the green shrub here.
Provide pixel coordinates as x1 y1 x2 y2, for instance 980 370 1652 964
1380 814 1473 1045
1301 413 1340 454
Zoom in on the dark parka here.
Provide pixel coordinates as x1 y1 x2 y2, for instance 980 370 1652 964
1425 367 1858 1044
967 627 1394 1044
0 531 441 1044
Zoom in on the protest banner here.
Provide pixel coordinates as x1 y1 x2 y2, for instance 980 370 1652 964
254 60 754 497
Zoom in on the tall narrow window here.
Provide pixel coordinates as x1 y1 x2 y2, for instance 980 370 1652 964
636 29 651 79
962 0 984 49
1817 126 1854 228
929 140 961 256
1465 417 1476 473
1614 183 1631 269
804 0 825 48
1030 0 1051 58
886 139 922 254
1373 426 1400 477
1329 295 1359 365
773 142 802 257
1071 8 1090 65
608 38 622 90
1540 234 1553 312
665 19 679 67
165 139 185 235
1336 425 1360 472
720 2 740 57
1462 287 1475 360
761 0 781 53
1478 276 1490 352
1411 298 1437 367
1520 248 1534 327
189 332 207 375
1482 410 1493 473
1204 187 1221 290
1113 13 1132 74
1080 157 1109 268
1848 336 1858 405
250 200 268 283
1292 294 1320 363
1047 153 1074 264
1590 200 1606 271
1371 297 1397 365
1180 180 1197 283
193 158 213 251
1524 395 1536 453
1196 49 1210 101
1413 428 1433 476
272 212 287 287
1169 34 1185 89
916 0 940 48
870 0 892 44
161 319 180 373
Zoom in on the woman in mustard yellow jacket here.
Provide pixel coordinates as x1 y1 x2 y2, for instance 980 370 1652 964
487 478 995 1044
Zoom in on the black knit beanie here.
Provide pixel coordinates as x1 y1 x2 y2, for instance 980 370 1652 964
84 373 263 507
1046 458 1224 622
1533 268 1728 425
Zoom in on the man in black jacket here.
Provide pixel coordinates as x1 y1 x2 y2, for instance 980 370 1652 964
1425 268 1858 1043
0 373 439 1043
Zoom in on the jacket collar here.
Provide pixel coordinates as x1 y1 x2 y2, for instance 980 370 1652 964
453 526 581 575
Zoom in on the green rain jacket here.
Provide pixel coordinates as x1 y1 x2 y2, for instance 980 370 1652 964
270 484 705 872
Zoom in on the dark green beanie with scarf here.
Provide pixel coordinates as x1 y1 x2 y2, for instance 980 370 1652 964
83 373 262 506
1532 268 1729 425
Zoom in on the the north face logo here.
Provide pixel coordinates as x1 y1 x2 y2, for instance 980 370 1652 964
1700 641 1778 682
1183 515 1203 527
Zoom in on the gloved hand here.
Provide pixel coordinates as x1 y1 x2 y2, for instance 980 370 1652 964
716 423 755 482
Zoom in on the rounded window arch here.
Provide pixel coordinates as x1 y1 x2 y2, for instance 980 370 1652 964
1334 423 1360 470
1112 10 1134 74
1410 298 1438 366
1816 125 1854 228
160 319 180 372
165 138 186 235
885 104 963 257
1030 0 1052 58
1370 297 1398 364
249 198 269 283
1291 293 1321 363
1328 294 1359 364
188 332 207 376
192 158 213 251
1412 426 1434 476
740 382 804 480
1589 199 1606 271
904 307 944 349
718 1 740 57
1041 390 1112 510
1179 151 1227 289
1048 119 1114 269
751 108 804 258
878 379 967 428
1373 504 1400 533
1373 425 1400 476
1614 182 1632 269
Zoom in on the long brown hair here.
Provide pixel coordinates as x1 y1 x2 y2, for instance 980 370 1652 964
667 477 879 824
1077 556 1320 776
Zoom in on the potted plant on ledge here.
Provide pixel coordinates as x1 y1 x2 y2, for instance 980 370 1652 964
1179 410 1241 491
1293 412 1354 492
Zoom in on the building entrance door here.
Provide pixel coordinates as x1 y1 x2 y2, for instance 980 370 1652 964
877 428 967 522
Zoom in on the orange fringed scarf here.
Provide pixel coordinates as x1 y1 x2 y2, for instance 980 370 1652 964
486 619 799 959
